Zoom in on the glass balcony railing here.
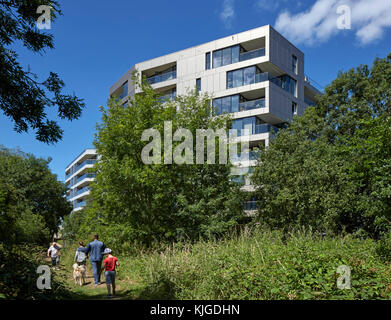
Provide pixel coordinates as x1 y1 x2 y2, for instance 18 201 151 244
158 91 177 103
305 75 323 92
146 70 177 85
77 186 90 195
74 201 86 209
255 72 271 83
230 124 278 137
76 159 96 172
255 124 278 135
68 186 91 199
75 173 96 185
66 159 96 180
243 201 257 211
304 97 316 106
239 98 265 111
239 48 265 62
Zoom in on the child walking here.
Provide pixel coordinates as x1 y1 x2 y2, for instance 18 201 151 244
74 241 88 266
101 248 119 298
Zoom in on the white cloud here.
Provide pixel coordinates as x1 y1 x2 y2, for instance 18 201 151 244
220 0 235 29
274 0 391 46
255 0 290 12
256 0 280 12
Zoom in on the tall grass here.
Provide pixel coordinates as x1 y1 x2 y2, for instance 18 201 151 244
60 228 391 300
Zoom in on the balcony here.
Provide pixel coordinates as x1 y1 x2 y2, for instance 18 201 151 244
74 201 86 209
66 159 96 180
255 124 278 135
232 124 278 137
74 173 96 185
227 70 296 97
76 159 96 172
231 150 260 162
146 70 177 85
68 186 91 200
158 90 177 103
255 72 271 83
239 98 265 112
304 97 316 106
239 48 265 62
305 74 323 92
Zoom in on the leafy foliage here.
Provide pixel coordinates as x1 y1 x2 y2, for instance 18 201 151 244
0 243 71 300
0 0 85 143
0 145 72 245
116 228 391 300
75 76 246 246
252 53 391 236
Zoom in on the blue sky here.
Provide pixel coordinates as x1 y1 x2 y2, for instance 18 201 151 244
1 0 391 181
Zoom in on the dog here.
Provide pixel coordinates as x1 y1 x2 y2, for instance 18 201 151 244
73 263 86 286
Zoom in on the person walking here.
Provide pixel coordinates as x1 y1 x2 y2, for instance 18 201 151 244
101 248 119 298
86 234 105 286
74 241 88 266
47 242 62 270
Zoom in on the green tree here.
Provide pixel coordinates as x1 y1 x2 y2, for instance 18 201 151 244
252 53 391 236
83 76 246 246
0 0 85 143
0 146 72 245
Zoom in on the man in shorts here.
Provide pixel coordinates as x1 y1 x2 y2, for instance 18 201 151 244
47 242 62 270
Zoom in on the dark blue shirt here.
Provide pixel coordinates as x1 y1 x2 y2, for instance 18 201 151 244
86 240 105 261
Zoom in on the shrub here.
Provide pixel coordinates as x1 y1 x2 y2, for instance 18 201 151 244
119 228 391 300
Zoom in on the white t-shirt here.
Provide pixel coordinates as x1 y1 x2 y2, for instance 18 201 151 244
48 245 59 258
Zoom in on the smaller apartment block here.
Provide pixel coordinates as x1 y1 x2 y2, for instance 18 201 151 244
65 149 97 212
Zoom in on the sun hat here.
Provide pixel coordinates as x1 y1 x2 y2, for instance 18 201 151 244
103 248 112 254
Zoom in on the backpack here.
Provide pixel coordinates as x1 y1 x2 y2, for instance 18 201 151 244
76 249 86 262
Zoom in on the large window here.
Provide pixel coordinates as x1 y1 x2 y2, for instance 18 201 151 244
232 45 240 63
227 66 262 89
213 95 239 115
230 117 277 136
213 50 222 68
281 75 297 97
213 94 266 115
233 69 243 87
221 97 230 113
119 81 128 99
231 117 263 136
243 67 255 86
271 75 297 97
213 45 240 68
212 44 265 69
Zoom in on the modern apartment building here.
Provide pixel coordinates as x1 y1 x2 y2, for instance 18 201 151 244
109 25 321 211
65 148 97 212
